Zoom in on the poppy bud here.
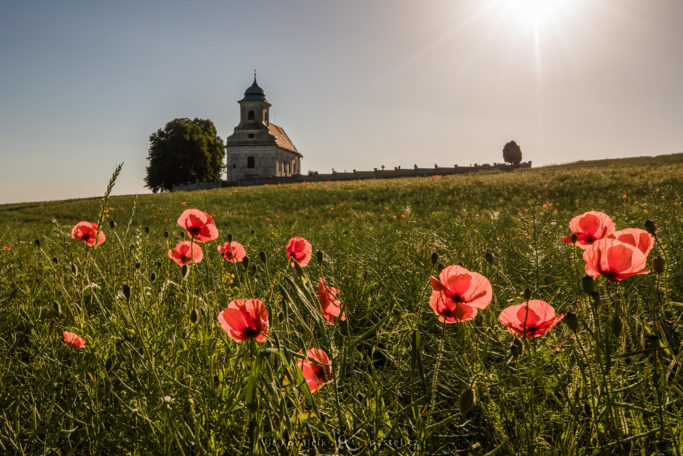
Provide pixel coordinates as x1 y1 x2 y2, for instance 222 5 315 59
163 231 169 238
484 251 494 265
431 252 438 266
155 261 161 269
52 257 59 264
181 264 189 279
190 308 198 323
459 387 475 414
581 275 595 294
523 288 531 301
509 338 523 357
227 233 232 243
144 226 150 234
122 284 131 301
570 233 578 244
34 239 40 247
179 230 185 238
316 250 324 264
109 220 116 229
150 272 156 282
564 312 578 332
250 229 255 235
652 257 665 274
259 251 267 263
644 220 657 236
610 315 622 338
105 357 113 371
242 256 249 269
135 262 141 269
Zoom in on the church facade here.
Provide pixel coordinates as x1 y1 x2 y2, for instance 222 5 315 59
225 77 302 182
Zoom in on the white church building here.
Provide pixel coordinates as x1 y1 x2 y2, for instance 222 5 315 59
225 77 302 181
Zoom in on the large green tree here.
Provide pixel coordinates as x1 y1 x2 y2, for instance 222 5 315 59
145 118 225 192
502 140 523 165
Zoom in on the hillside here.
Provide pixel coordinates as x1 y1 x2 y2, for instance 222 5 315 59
0 153 681 454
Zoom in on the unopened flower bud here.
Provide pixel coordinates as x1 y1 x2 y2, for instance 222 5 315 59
523 288 532 301
653 257 665 274
431 252 439 266
564 312 578 332
242 256 249 269
109 220 116 229
459 388 475 414
610 315 622 338
259 251 267 263
316 250 324 264
484 251 494 265
644 220 657 236
227 233 233 243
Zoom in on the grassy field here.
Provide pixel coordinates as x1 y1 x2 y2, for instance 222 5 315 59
0 154 681 455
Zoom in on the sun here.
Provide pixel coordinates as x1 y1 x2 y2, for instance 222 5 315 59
503 0 571 33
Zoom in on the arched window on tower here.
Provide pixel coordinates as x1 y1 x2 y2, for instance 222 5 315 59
248 111 255 120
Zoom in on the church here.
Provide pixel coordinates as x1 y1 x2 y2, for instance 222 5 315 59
225 76 302 181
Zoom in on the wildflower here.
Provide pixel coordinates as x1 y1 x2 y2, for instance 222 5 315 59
318 278 345 324
177 209 218 243
429 265 492 323
583 238 649 281
498 300 564 339
168 241 203 266
217 241 246 263
561 211 615 249
286 237 312 267
63 331 86 348
2 246 10 251
297 348 332 393
217 299 268 342
71 222 106 246
610 228 654 256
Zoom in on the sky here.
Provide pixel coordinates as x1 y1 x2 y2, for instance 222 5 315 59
1 0 681 204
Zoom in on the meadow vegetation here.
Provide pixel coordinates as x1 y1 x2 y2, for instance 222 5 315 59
0 154 681 455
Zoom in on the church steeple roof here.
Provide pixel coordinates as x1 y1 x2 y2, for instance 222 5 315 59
240 74 266 102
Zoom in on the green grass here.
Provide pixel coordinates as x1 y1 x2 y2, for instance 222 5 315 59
0 154 681 455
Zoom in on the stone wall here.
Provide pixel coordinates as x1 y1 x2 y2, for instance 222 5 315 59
172 161 532 191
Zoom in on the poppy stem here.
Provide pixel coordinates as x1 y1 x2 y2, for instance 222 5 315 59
428 319 447 424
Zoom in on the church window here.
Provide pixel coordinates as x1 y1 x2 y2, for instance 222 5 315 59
248 156 255 168
248 111 255 120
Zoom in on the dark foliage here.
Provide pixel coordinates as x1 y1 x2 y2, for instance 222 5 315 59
145 118 225 192
503 140 523 165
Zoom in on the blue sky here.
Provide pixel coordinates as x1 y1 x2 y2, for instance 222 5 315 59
1 0 681 204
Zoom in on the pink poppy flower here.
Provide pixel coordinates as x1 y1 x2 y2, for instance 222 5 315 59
168 241 203 266
177 209 218 243
317 278 346 324
71 222 105 246
297 348 332 393
217 241 246 262
63 331 86 348
286 237 312 267
583 238 650 281
561 211 615 248
217 299 268 342
498 300 564 339
429 265 492 323
610 228 654 256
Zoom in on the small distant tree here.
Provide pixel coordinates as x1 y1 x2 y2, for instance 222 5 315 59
502 140 522 165
145 118 225 192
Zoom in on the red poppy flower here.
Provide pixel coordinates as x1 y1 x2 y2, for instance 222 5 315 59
429 265 492 323
168 241 203 266
297 348 332 393
610 228 654 256
71 221 105 246
2 246 10 251
177 209 218 243
217 299 268 342
286 237 312 267
583 238 649 281
63 331 86 348
217 241 246 263
317 278 346 324
561 211 615 248
498 300 564 339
